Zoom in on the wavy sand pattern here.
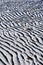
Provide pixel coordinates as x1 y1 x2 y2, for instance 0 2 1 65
0 0 43 65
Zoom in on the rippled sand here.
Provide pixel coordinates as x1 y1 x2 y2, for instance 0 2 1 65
0 0 43 65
